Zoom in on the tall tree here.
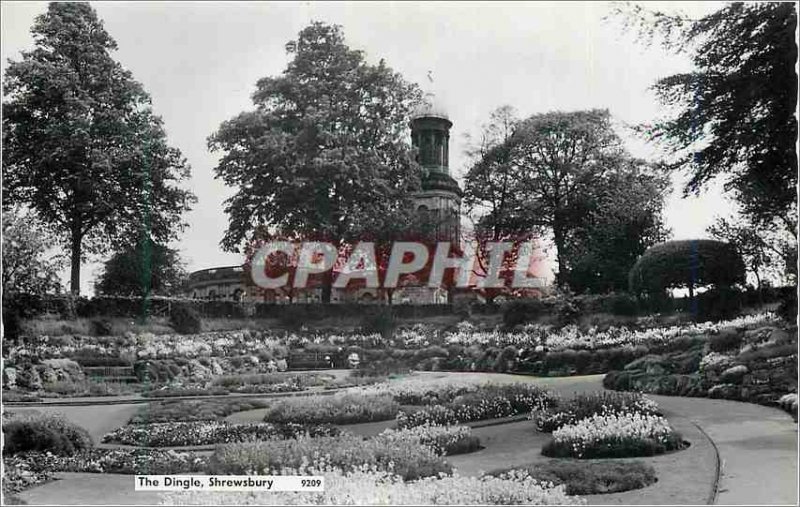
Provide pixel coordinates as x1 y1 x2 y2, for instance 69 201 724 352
616 2 798 238
563 161 671 293
464 108 668 292
2 2 195 294
209 22 423 302
707 214 796 289
95 240 188 297
510 109 624 285
463 105 537 302
2 207 66 296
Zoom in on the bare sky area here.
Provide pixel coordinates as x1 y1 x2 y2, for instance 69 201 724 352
1 1 736 294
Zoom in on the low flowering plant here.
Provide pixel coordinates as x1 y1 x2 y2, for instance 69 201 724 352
542 412 684 459
206 433 451 481
262 393 400 425
397 383 556 428
532 392 661 432
102 421 339 447
376 424 480 456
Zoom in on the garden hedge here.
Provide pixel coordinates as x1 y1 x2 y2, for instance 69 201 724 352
629 239 746 295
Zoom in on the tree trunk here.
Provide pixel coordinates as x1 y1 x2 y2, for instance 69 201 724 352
70 229 82 295
321 270 333 303
552 226 568 287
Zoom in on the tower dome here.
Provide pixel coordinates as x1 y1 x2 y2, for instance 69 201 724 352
412 91 450 122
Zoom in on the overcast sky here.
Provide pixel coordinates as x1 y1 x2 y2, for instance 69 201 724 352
2 1 736 294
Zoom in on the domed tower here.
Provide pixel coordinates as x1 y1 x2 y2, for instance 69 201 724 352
410 93 462 244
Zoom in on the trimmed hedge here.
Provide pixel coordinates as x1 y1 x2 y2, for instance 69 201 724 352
629 239 745 295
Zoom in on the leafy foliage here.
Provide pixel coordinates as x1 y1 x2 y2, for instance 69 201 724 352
563 164 671 293
488 460 657 496
616 2 797 239
629 239 746 295
209 23 423 301
2 3 195 293
262 393 400 425
206 433 451 481
3 414 92 456
708 215 796 287
1 208 66 296
129 398 270 424
95 240 188 297
169 302 202 334
464 108 669 290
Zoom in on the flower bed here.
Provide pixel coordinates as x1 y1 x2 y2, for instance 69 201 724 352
4 448 207 475
130 398 270 424
377 424 481 456
142 385 232 398
356 375 483 405
542 412 685 459
442 313 778 350
211 372 334 390
532 392 660 432
262 393 400 425
206 433 450 481
163 467 582 505
487 460 657 496
397 384 556 428
102 421 339 447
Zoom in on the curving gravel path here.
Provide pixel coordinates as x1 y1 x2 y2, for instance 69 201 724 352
10 372 798 505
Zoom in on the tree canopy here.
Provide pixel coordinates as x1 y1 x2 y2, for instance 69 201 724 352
616 2 797 236
209 22 424 302
2 208 66 296
563 162 671 293
463 108 670 292
95 240 188 297
2 2 195 294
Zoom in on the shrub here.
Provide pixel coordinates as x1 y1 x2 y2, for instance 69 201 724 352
693 287 744 322
629 239 746 295
3 414 92 456
542 412 685 459
170 303 202 334
487 460 657 496
263 393 400 425
359 306 396 338
206 433 451 481
708 329 743 353
90 318 114 336
492 345 518 372
777 286 797 324
278 305 315 329
606 293 640 316
502 299 546 329
143 386 230 398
